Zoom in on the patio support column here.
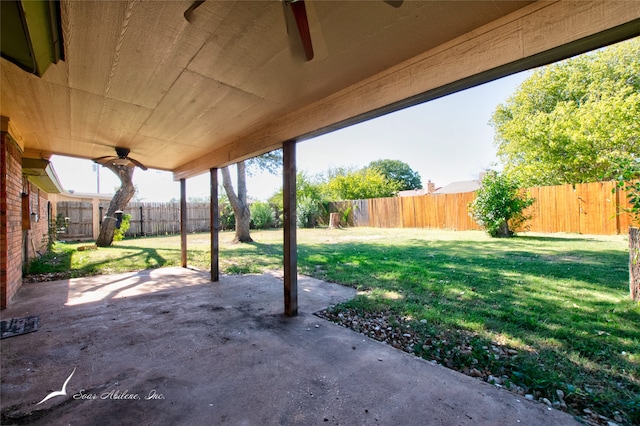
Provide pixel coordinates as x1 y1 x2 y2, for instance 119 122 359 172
283 140 298 316
180 178 187 268
210 167 219 282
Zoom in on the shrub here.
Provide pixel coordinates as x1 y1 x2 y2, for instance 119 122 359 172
113 214 131 241
250 202 274 229
469 171 534 237
297 196 323 228
219 203 235 231
47 214 69 251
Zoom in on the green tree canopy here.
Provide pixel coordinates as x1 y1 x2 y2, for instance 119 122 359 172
491 38 640 186
268 171 324 210
326 168 400 200
367 159 422 190
268 171 326 228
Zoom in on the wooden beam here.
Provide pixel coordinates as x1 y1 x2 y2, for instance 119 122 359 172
210 167 219 282
283 140 297 317
173 1 640 180
180 178 187 268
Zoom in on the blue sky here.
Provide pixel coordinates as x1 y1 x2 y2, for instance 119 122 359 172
51 69 532 201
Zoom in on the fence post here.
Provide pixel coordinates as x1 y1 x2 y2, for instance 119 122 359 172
139 205 144 236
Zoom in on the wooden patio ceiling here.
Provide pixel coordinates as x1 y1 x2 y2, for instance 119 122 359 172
2 1 638 181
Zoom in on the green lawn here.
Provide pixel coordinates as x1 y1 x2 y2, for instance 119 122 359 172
26 228 639 424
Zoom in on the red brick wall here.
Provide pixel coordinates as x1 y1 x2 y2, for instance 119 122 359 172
1 133 24 309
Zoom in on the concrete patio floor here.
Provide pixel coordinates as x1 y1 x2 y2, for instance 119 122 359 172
1 267 578 425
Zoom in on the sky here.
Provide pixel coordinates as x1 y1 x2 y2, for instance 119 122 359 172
51 69 533 202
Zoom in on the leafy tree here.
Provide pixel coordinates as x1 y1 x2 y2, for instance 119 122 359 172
612 156 640 224
269 171 325 207
368 159 422 190
611 156 640 302
469 171 534 237
326 168 400 200
491 38 640 186
96 163 136 247
269 171 325 228
221 150 282 243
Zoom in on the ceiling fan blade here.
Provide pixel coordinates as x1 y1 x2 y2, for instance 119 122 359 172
92 156 116 165
184 0 205 22
127 157 148 171
288 0 314 61
384 0 403 8
92 156 113 162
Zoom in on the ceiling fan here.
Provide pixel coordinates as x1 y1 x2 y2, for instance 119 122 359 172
184 0 403 62
283 0 403 62
282 0 314 61
92 147 148 170
282 0 403 61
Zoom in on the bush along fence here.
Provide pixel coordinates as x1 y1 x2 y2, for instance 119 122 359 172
328 181 636 235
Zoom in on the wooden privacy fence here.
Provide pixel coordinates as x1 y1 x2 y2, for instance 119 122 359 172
57 181 636 240
120 202 211 236
329 181 636 235
525 182 635 235
56 201 212 239
329 192 480 231
55 201 93 239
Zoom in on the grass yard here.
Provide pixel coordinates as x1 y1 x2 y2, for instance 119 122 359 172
26 228 639 425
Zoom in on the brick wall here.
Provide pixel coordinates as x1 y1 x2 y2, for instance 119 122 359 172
1 133 24 308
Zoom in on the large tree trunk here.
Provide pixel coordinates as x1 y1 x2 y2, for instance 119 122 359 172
495 220 512 238
221 162 253 243
96 164 136 247
329 212 340 229
630 227 640 301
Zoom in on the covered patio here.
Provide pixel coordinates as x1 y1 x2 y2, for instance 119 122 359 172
2 0 640 313
1 268 577 425
1 1 639 424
